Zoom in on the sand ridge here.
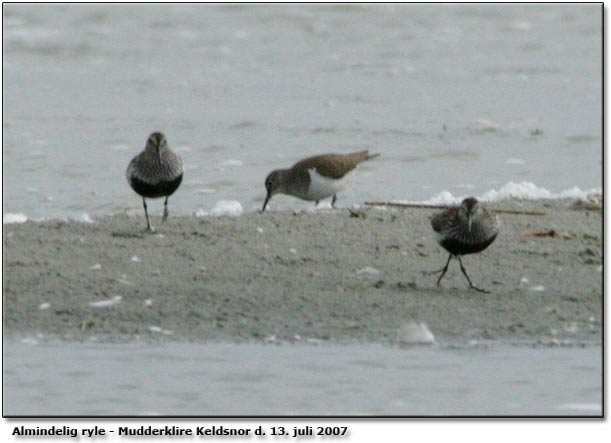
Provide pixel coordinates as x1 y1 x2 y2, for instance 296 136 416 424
2 199 602 345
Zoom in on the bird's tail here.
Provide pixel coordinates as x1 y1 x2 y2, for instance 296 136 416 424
356 150 381 162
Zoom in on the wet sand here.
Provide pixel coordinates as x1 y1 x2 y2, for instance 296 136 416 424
2 199 602 345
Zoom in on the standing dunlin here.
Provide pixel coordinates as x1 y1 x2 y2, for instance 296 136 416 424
429 197 499 293
126 132 184 231
261 150 379 211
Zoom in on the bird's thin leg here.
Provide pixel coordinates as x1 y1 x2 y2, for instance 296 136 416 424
457 256 489 293
143 198 154 232
422 254 452 277
331 194 337 208
435 254 453 286
162 196 169 223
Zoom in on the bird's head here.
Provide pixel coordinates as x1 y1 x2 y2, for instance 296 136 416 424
145 132 168 158
261 169 285 212
459 197 480 233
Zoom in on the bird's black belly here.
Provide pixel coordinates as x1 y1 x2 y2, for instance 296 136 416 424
440 233 497 256
130 174 183 199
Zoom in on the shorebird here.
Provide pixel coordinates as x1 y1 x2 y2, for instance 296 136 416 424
261 150 379 212
429 197 499 293
126 132 184 231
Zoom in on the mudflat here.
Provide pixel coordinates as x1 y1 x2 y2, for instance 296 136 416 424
2 199 602 345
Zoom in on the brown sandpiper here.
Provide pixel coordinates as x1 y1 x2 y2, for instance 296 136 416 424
429 197 499 293
126 132 184 231
261 150 380 212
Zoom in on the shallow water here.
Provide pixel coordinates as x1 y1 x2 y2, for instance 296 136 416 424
2 4 602 219
3 341 601 416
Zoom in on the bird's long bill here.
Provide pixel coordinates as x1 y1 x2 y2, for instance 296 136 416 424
468 214 473 233
261 192 271 212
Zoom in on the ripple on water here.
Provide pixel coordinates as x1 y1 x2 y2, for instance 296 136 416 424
566 135 599 144
207 179 239 188
228 121 258 130
201 144 227 153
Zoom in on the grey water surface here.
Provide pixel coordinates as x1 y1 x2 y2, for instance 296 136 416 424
2 341 602 416
2 4 602 219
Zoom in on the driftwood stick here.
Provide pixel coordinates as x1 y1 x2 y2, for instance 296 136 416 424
364 201 546 216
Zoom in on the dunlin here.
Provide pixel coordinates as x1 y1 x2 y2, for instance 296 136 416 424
261 150 379 211
126 132 184 231
429 197 499 293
